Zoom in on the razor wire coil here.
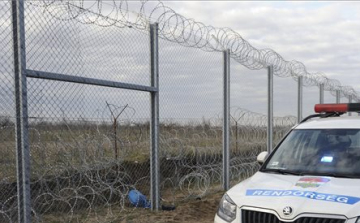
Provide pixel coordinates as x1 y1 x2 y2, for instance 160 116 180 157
0 107 295 222
29 0 360 101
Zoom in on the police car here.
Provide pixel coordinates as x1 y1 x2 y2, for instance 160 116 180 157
215 103 360 223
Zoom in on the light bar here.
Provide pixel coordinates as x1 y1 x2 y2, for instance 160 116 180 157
314 103 360 113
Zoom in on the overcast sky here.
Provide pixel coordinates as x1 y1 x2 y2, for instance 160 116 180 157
155 1 360 118
2 1 360 123
162 1 360 88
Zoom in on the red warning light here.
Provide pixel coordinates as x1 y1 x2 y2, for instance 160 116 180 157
314 103 360 113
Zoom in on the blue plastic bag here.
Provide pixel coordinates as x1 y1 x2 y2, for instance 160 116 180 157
128 189 151 208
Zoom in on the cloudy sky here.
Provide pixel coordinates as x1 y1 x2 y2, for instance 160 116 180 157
156 1 360 118
165 1 360 72
2 1 360 123
162 1 360 87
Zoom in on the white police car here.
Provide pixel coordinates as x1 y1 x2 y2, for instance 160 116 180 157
215 103 360 223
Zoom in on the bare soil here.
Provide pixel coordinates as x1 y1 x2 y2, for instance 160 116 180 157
41 191 223 223
118 191 223 223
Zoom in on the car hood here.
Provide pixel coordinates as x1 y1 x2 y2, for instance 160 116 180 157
227 172 360 219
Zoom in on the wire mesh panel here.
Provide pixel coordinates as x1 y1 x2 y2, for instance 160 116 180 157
158 37 224 204
274 75 297 117
0 2 15 120
0 2 18 222
229 64 267 186
25 2 150 86
3 0 360 222
229 65 298 187
272 75 297 146
26 81 151 222
20 2 152 222
303 85 319 117
325 88 339 103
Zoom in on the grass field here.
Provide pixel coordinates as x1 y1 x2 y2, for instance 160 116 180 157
0 117 294 222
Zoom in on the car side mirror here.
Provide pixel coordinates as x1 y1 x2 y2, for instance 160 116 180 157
257 151 269 164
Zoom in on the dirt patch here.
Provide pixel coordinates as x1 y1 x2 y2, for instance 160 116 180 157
40 191 224 223
118 191 223 223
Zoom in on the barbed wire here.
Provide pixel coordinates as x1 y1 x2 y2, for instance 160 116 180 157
4 0 358 221
29 0 360 101
0 106 294 222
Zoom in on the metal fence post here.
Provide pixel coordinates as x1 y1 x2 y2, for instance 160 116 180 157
11 0 31 222
150 23 160 211
223 49 230 191
297 76 303 123
336 90 341 103
319 83 324 104
267 66 273 153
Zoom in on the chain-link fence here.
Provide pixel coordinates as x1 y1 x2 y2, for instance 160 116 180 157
0 2 17 222
2 0 359 222
25 2 154 221
158 38 224 203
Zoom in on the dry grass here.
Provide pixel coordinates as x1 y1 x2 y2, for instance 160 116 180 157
40 190 224 223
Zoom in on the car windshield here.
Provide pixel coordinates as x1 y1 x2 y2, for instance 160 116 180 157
263 129 360 178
